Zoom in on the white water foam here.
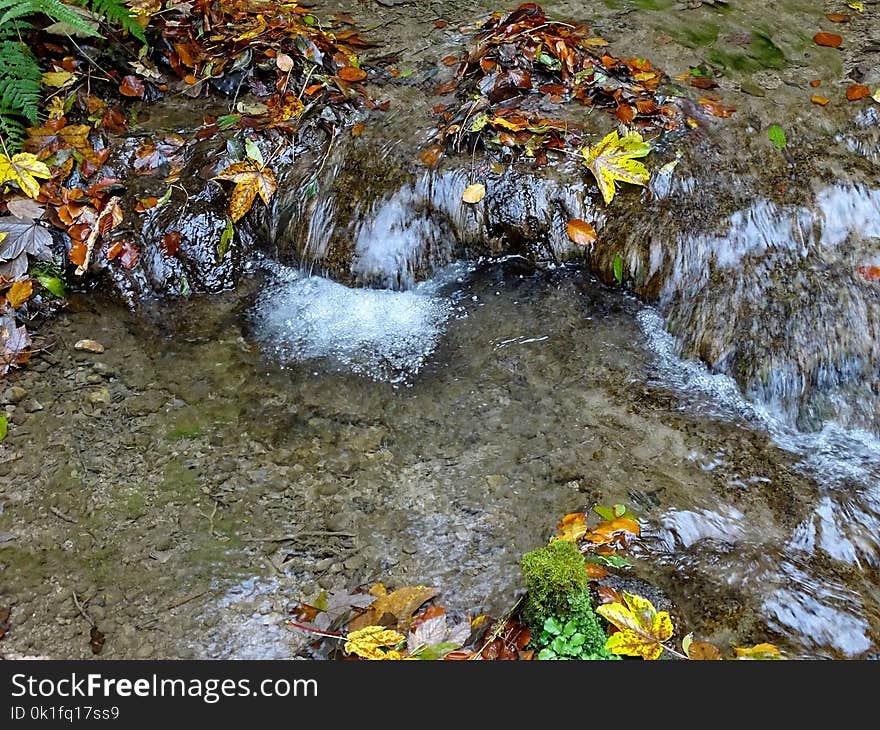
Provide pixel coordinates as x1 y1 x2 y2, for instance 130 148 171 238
251 260 469 383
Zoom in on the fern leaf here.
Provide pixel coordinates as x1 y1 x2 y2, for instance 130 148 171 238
84 0 146 43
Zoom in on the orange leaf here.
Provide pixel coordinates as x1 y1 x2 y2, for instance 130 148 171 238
810 95 830 106
434 79 458 95
338 66 367 82
858 265 880 281
119 75 145 98
813 32 842 48
418 144 443 168
697 98 736 117
7 280 33 308
846 84 870 101
809 79 821 87
825 12 849 22
567 219 597 246
351 122 365 137
687 641 723 660
585 563 608 579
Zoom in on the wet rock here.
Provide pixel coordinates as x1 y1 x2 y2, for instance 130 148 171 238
3 386 27 404
86 374 104 385
74 339 105 353
22 400 43 413
87 387 112 406
126 391 168 415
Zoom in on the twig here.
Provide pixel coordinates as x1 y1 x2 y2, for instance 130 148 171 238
243 530 356 543
72 591 94 627
470 594 524 659
167 589 209 610
50 506 78 524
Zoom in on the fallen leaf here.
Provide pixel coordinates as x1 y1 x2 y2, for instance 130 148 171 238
552 512 588 543
418 144 443 168
348 585 438 631
767 124 786 150
5 197 45 221
566 219 597 246
584 563 608 579
119 75 145 97
0 153 52 198
462 183 486 204
687 641 723 660
407 614 471 659
6 280 33 308
42 70 75 87
825 13 849 22
581 129 651 205
847 1 863 11
809 79 822 88
343 625 405 660
810 95 830 106
846 84 870 101
351 122 365 137
276 52 295 72
813 32 842 48
160 231 182 257
0 217 53 262
697 98 736 117
89 626 105 655
74 339 104 353
596 591 674 660
338 66 367 82
212 160 278 223
1 315 31 375
858 265 880 281
733 643 784 660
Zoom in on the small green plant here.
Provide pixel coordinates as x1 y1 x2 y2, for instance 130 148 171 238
536 616 620 660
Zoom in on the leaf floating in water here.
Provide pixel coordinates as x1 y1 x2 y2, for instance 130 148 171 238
337 65 367 82
581 129 651 205
218 219 234 260
813 32 842 48
733 643 784 660
418 144 443 168
566 219 597 246
825 12 850 22
767 124 786 150
810 95 830 106
857 265 880 281
846 84 870 101
462 183 486 204
697 98 736 117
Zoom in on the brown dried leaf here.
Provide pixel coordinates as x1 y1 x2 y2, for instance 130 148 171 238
687 641 723 660
566 219 597 246
846 84 870 101
212 160 278 223
6 280 33 308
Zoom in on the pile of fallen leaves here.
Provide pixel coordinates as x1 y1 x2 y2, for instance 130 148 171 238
1 1 381 379
285 504 784 661
428 3 686 168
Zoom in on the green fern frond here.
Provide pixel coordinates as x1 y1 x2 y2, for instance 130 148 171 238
84 0 146 43
0 0 101 38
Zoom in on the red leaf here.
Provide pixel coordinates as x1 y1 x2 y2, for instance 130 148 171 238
160 230 182 257
858 266 880 281
119 75 145 98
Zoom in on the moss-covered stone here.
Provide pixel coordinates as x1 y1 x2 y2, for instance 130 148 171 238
520 540 589 630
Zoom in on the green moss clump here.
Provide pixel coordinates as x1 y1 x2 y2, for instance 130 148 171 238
521 540 589 628
520 540 615 660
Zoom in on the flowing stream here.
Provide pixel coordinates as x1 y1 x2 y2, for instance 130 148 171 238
2 0 880 660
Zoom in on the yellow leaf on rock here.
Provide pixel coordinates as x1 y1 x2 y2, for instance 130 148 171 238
0 153 52 198
462 183 486 204
596 591 673 660
581 129 651 205
7 280 33 308
212 160 278 223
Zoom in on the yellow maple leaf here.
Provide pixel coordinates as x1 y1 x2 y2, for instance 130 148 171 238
0 153 52 199
581 129 651 205
212 160 278 223
596 591 674 660
343 626 406 660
